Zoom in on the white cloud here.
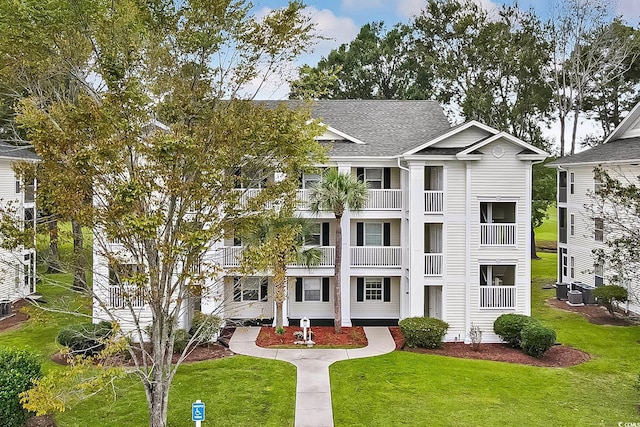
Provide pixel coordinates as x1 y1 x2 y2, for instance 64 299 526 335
341 0 384 10
396 0 501 19
303 7 359 59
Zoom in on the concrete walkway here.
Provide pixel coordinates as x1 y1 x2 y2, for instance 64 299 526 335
229 327 395 427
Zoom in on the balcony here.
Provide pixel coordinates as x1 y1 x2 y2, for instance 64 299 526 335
480 223 516 246
234 189 275 209
296 189 401 210
222 246 335 268
351 246 401 268
290 246 335 267
366 189 402 210
479 286 516 309
424 253 443 276
424 191 444 213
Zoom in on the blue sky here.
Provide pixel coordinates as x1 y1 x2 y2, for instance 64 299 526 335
250 0 640 100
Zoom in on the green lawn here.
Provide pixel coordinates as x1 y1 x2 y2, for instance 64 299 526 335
331 251 640 426
535 205 557 247
6 219 640 426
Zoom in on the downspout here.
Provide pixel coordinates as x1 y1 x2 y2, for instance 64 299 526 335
465 161 470 343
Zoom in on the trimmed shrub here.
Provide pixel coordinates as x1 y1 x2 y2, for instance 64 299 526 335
189 312 222 343
520 323 557 358
57 321 113 356
493 314 538 348
593 285 628 316
0 348 41 427
173 329 191 354
398 317 449 349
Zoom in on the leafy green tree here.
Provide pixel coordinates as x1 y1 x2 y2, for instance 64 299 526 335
240 212 322 328
309 169 368 333
7 1 325 426
290 22 432 100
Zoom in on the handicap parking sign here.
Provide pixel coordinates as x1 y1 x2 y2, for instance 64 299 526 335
192 401 205 421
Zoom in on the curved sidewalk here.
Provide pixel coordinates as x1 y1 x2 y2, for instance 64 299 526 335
229 326 395 427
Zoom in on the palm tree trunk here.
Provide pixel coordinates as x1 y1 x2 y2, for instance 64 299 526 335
334 214 343 334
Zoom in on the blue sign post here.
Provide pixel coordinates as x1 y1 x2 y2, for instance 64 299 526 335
192 400 205 426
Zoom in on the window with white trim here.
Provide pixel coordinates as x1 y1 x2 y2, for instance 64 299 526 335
594 176 603 193
365 277 383 301
233 277 267 302
570 214 575 236
364 222 383 246
303 278 321 301
570 172 575 194
306 222 321 246
570 256 575 279
364 168 382 189
594 218 604 242
480 265 515 286
301 173 321 189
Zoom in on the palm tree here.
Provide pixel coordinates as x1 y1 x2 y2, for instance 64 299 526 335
241 214 321 329
309 169 368 333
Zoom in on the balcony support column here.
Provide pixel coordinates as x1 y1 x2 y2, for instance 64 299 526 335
407 162 425 317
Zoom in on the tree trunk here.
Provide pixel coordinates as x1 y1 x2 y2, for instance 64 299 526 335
275 300 283 329
334 214 342 334
531 226 540 259
570 102 580 155
47 218 62 273
273 264 286 329
71 219 87 290
559 115 566 157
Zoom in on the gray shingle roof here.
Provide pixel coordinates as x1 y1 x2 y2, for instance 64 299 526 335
259 100 452 157
548 137 640 166
0 142 39 161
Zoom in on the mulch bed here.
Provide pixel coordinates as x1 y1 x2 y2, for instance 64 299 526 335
546 297 639 326
0 299 31 333
256 326 368 347
390 326 589 367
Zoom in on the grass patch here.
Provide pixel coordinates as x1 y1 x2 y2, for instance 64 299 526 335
534 205 557 249
55 356 296 427
331 249 640 426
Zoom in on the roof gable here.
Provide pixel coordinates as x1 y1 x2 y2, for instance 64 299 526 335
403 121 497 155
603 101 640 143
456 132 547 160
315 124 364 144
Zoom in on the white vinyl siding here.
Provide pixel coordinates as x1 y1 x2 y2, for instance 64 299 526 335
350 277 400 319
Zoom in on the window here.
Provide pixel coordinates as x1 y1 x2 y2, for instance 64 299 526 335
594 263 604 286
364 223 383 246
295 277 330 302
594 218 603 242
303 278 321 301
570 256 575 279
233 277 268 302
108 263 145 308
365 278 383 301
356 277 391 302
559 171 567 202
24 207 34 229
570 173 574 194
559 207 567 244
306 222 321 246
301 173 321 189
234 167 267 189
364 168 382 189
480 202 516 223
594 176 603 193
570 214 575 236
15 180 20 194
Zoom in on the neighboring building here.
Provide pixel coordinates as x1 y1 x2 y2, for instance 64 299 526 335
548 102 640 316
0 142 39 304
93 100 547 343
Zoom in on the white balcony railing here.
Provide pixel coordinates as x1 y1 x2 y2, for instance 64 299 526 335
366 189 402 210
424 253 443 276
290 246 335 267
479 285 516 309
223 246 243 267
234 188 275 209
350 246 402 267
296 189 311 210
223 246 335 268
424 191 444 213
480 223 516 246
296 189 402 210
